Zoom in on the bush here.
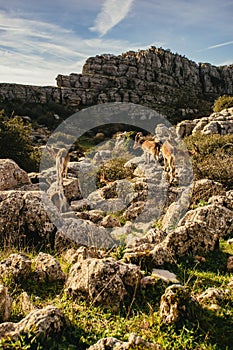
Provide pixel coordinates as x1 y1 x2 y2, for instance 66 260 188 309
0 110 40 172
185 133 233 189
97 158 133 187
213 95 233 113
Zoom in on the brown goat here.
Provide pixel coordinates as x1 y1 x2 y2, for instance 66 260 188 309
160 140 176 182
133 132 161 164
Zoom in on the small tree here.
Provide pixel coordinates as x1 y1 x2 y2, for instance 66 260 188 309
0 110 39 172
213 95 233 113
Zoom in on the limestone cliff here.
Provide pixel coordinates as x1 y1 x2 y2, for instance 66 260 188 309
0 47 233 120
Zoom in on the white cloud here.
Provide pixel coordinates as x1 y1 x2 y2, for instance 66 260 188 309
206 40 233 50
0 9 149 86
90 0 134 36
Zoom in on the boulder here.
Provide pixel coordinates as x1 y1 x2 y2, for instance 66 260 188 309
0 306 65 340
54 217 116 250
101 214 121 228
63 246 104 264
191 179 225 207
125 192 233 266
197 287 231 305
0 254 31 280
227 256 233 272
88 333 161 350
0 190 56 249
33 252 66 282
159 284 197 324
0 159 31 191
17 292 36 316
0 285 12 322
65 258 142 310
178 203 233 238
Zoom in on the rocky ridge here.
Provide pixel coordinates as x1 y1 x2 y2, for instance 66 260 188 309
1 47 233 119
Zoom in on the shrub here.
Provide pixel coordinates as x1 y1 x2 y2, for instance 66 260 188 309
185 133 233 189
213 95 233 113
97 158 133 187
0 110 40 172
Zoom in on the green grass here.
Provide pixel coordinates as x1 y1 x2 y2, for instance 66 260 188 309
0 240 232 349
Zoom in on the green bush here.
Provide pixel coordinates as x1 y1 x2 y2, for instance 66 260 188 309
213 95 233 112
97 158 133 187
185 133 233 190
0 110 40 172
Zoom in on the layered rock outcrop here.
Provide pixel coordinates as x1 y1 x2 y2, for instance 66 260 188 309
1 47 233 118
177 107 233 137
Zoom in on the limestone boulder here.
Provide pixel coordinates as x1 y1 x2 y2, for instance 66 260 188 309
197 287 231 305
227 256 233 272
191 179 225 207
0 159 31 191
101 214 121 228
54 217 116 250
125 192 233 266
0 306 65 340
63 246 104 264
65 258 142 310
0 285 12 322
33 253 66 282
17 292 36 316
0 190 56 249
88 333 161 350
208 190 233 211
178 203 233 238
159 284 197 324
0 254 31 281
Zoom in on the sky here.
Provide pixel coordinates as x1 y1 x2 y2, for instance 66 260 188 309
0 0 233 86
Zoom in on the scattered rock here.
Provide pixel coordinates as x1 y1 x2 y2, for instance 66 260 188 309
191 179 225 207
0 254 31 281
159 284 197 324
0 159 31 191
0 285 12 322
177 108 233 137
0 306 65 340
65 258 141 310
227 256 233 272
34 252 66 282
88 333 161 349
101 214 121 228
17 292 36 316
0 190 56 249
63 246 104 264
152 269 179 283
197 287 231 305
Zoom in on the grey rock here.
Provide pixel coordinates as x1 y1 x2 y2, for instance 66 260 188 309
88 333 161 349
0 306 65 340
65 258 141 310
34 252 66 282
0 285 12 322
0 159 31 190
0 254 31 280
159 284 197 324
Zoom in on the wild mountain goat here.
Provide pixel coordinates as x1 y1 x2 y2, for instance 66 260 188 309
133 132 161 164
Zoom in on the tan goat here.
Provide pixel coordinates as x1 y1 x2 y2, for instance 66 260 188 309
133 132 161 164
160 140 176 182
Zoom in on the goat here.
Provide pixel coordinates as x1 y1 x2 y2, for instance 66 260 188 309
43 146 70 186
161 142 200 183
160 140 176 182
133 132 161 164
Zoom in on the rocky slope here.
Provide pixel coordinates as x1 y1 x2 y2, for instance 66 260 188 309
1 47 233 120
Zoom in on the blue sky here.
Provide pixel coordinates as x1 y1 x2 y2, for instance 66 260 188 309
0 0 233 86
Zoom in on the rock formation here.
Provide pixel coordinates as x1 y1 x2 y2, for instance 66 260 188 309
177 107 233 137
1 47 233 119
